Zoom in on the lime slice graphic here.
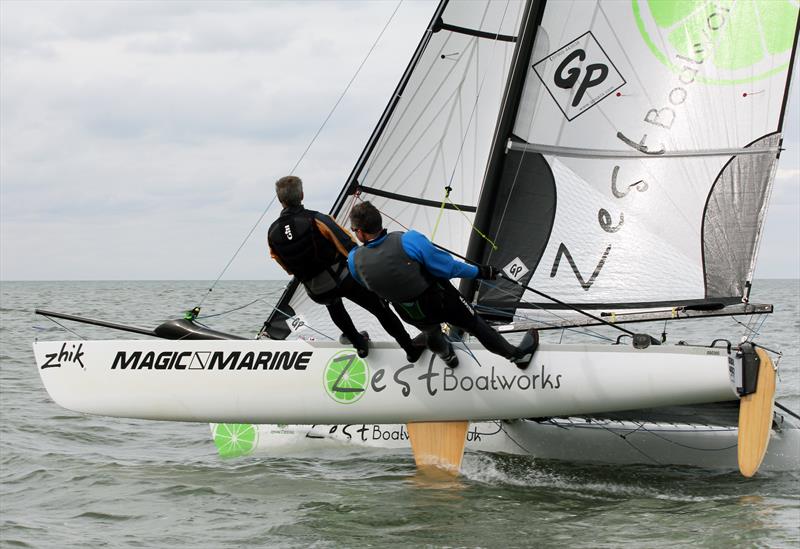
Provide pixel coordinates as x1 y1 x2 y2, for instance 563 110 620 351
213 423 258 458
634 0 798 85
323 350 369 404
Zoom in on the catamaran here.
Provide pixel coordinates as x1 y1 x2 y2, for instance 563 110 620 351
34 0 800 476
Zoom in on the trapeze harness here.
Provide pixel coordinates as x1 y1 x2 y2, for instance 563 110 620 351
350 231 442 322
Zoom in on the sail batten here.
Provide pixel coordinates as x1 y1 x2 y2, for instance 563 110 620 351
356 185 477 212
435 20 518 43
509 141 782 159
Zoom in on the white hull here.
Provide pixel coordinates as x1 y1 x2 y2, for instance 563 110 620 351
212 416 800 472
33 339 740 424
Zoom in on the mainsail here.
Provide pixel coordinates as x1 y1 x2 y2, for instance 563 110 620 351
473 0 799 314
265 0 799 340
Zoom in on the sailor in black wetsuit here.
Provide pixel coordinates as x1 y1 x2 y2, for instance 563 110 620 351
347 201 538 369
268 176 423 362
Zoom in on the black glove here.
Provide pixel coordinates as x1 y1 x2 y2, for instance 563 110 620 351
477 264 500 280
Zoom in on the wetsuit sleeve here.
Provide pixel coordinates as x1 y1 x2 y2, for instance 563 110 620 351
314 213 357 258
401 230 479 279
347 248 365 286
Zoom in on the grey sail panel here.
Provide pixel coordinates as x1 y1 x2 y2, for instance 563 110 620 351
703 133 782 300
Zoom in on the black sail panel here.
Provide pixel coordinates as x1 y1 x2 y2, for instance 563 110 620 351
475 145 556 314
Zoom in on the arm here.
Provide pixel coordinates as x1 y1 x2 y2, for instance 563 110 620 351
401 230 479 280
314 213 356 257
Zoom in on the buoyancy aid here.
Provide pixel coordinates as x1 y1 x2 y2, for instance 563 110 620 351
268 208 340 283
351 232 431 302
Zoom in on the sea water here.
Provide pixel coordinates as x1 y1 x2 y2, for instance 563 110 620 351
1 280 798 548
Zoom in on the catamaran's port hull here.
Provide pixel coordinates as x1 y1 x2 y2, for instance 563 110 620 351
218 416 799 472
33 339 740 424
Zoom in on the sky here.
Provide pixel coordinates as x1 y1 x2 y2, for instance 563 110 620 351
1 0 798 283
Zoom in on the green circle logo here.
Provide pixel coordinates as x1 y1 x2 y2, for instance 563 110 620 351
633 0 798 85
212 423 258 458
323 350 369 404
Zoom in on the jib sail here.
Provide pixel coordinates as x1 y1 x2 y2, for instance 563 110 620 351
265 0 528 340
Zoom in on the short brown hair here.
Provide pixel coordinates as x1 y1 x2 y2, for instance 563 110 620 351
275 176 303 207
349 201 383 234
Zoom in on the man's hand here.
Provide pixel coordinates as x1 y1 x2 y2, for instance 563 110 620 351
477 264 500 280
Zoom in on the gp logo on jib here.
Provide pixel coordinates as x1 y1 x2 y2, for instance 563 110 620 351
555 49 608 108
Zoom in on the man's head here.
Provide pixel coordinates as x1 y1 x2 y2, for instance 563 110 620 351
349 201 383 242
275 176 303 208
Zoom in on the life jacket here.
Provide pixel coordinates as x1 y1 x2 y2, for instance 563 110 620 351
268 208 340 283
351 232 431 302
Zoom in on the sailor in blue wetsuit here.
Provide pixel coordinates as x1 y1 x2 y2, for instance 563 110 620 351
347 201 538 369
268 177 423 362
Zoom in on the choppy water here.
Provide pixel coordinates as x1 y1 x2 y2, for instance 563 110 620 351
2 280 799 547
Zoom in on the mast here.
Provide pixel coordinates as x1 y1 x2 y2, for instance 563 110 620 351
459 0 546 303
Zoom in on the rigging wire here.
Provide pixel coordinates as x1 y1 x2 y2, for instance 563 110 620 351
196 294 280 320
195 0 405 309
475 281 615 342
39 316 87 340
732 313 767 341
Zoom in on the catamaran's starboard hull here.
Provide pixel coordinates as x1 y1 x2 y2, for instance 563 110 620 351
211 417 799 472
33 339 739 424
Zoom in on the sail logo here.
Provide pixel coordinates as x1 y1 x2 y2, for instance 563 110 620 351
323 350 369 404
533 31 625 121
633 0 798 85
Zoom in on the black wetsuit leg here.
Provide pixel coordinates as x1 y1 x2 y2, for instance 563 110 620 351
337 275 414 347
306 280 364 346
391 288 454 359
323 297 363 344
425 281 519 359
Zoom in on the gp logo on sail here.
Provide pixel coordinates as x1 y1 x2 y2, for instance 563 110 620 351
533 31 625 121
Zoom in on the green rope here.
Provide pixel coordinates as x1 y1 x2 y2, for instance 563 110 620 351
430 185 499 252
446 195 498 251
429 186 451 241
